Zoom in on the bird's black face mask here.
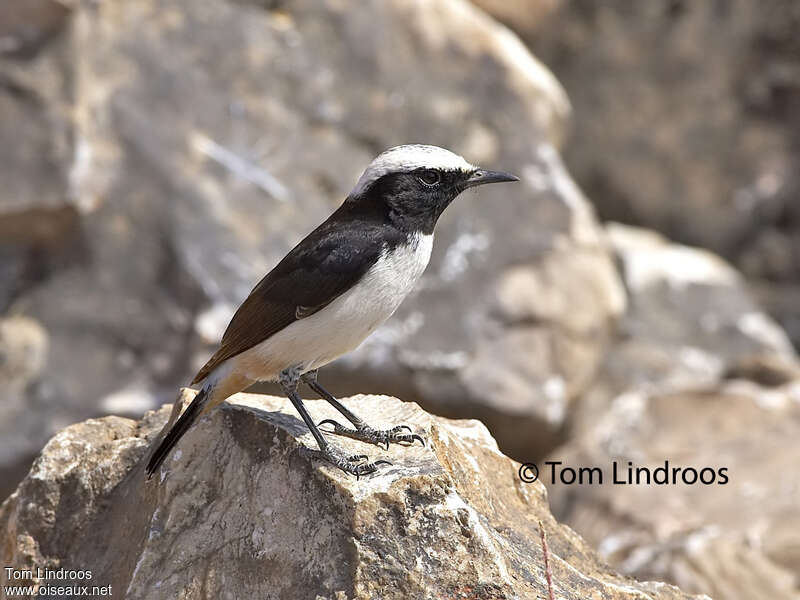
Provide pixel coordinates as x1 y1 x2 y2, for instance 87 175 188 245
358 167 517 235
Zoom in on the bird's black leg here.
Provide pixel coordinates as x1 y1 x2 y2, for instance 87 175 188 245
279 367 390 478
301 369 425 451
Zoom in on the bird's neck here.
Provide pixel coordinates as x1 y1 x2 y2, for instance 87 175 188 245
340 191 438 237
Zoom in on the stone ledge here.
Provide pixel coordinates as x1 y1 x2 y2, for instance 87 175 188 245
1 389 704 600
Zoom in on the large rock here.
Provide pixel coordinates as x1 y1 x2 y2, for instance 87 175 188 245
0 0 81 312
489 0 800 351
750 281 800 359
470 0 562 40
0 0 72 57
529 0 800 256
0 0 624 498
0 317 49 502
595 223 795 396
539 226 800 600
0 389 704 600
522 0 799 250
545 379 800 600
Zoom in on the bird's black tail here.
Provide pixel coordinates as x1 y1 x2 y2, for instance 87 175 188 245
146 387 209 479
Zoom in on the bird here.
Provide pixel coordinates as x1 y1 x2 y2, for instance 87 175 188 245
146 144 519 479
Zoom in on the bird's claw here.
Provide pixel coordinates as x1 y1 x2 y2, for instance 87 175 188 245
303 445 391 479
317 419 426 450
345 453 369 463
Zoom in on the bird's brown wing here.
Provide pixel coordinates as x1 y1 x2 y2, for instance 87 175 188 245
192 218 390 384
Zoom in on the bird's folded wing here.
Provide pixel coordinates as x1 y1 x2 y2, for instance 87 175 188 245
192 225 384 384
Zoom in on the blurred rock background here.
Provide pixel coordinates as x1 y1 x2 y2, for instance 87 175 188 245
483 0 800 350
0 1 798 599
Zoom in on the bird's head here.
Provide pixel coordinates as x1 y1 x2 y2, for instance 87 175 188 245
347 144 519 234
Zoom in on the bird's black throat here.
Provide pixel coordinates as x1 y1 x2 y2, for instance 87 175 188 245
346 169 471 236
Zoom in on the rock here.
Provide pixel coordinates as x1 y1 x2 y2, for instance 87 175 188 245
1 0 624 492
0 316 49 501
0 0 82 311
0 389 704 600
574 223 797 428
545 380 800 600
537 225 800 600
492 0 800 351
723 353 800 387
750 281 800 358
539 225 800 600
0 0 77 225
0 316 47 386
608 224 796 369
470 0 562 41
0 0 72 57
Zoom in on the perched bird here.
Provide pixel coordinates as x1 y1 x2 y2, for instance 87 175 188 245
146 144 518 478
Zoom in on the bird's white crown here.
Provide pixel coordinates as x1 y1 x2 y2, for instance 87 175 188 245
352 144 475 197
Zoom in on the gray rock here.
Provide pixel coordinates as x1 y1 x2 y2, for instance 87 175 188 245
541 225 800 600
0 389 704 600
573 223 797 430
750 281 800 358
0 316 49 501
546 380 800 600
0 0 72 57
489 0 800 350
471 0 561 37
0 1 81 311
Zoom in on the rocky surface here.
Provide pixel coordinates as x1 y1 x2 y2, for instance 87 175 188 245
0 0 626 498
545 379 800 600
0 317 49 501
510 224 800 600
532 225 800 600
577 223 796 423
483 0 800 351
0 389 705 600
3 2 798 599
470 0 560 38
0 0 72 57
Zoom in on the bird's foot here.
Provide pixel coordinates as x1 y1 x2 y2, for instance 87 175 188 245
318 420 425 451
302 444 391 479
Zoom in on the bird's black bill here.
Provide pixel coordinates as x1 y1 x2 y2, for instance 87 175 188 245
464 169 520 189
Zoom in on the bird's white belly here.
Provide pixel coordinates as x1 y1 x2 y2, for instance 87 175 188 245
233 233 433 381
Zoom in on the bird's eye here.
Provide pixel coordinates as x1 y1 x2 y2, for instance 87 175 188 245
418 170 441 187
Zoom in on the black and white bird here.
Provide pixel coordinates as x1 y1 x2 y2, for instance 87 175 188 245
146 144 518 478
